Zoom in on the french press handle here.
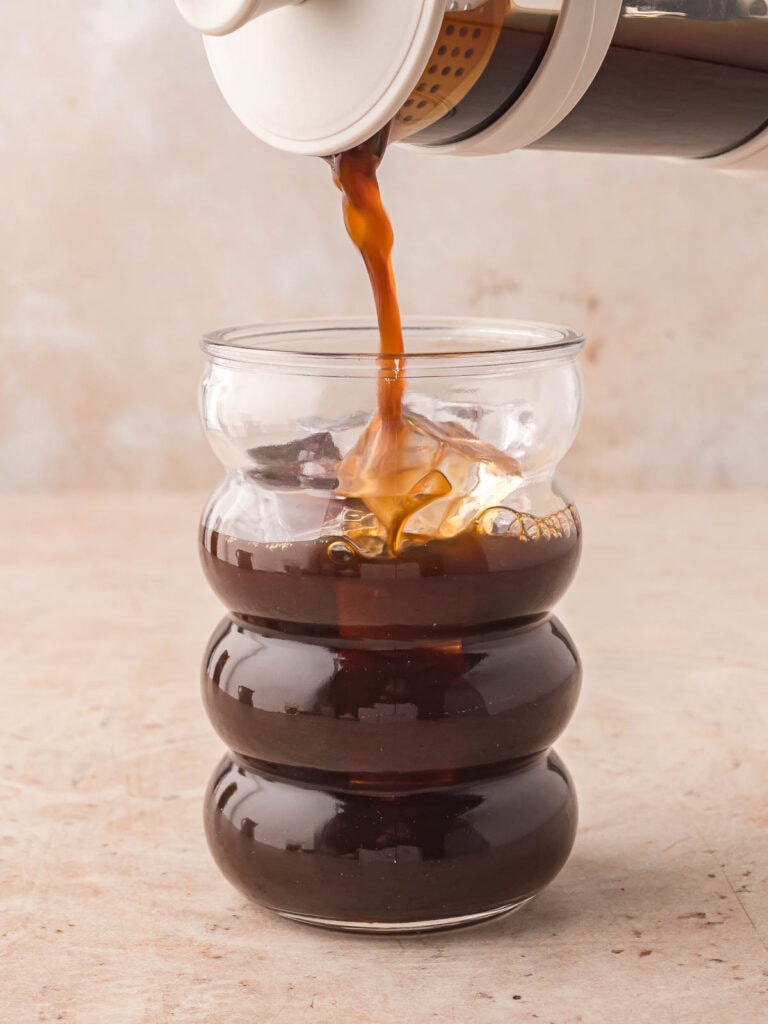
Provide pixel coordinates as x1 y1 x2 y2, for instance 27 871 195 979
175 0 305 36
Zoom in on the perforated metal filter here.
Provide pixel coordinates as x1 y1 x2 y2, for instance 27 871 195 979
394 0 507 140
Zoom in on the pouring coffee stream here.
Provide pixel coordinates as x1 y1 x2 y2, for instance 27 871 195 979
329 126 523 556
329 128 442 555
329 128 403 423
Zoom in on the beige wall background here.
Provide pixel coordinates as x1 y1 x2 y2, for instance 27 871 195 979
2 2 767 492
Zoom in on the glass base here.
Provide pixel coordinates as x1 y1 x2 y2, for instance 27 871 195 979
274 896 534 935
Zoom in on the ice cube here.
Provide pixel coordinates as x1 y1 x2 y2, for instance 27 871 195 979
205 475 345 544
405 392 536 462
247 431 341 490
337 410 521 553
404 392 484 435
297 410 372 457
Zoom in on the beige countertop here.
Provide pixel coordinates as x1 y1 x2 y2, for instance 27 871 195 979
2 493 766 1024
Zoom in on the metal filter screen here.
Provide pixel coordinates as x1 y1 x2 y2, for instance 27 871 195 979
394 0 507 140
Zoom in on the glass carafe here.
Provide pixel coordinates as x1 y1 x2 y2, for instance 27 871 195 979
199 318 584 932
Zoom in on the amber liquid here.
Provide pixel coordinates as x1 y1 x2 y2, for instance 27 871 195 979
328 130 443 554
202 526 581 924
330 128 404 424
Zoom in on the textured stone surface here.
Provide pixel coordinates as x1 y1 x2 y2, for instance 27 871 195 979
2 4 768 489
1 492 766 1023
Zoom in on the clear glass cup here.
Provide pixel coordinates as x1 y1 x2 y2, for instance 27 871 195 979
199 318 585 933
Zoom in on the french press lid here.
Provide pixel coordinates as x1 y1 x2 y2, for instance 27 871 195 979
176 0 447 155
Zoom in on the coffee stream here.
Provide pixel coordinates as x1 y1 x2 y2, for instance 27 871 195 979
328 128 523 557
329 128 404 424
329 128 444 557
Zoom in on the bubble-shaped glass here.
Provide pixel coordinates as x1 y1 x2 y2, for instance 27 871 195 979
199 318 585 932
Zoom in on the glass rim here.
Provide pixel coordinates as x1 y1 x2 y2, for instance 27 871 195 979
201 318 585 370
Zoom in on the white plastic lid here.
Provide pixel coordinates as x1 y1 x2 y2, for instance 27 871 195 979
199 0 446 156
